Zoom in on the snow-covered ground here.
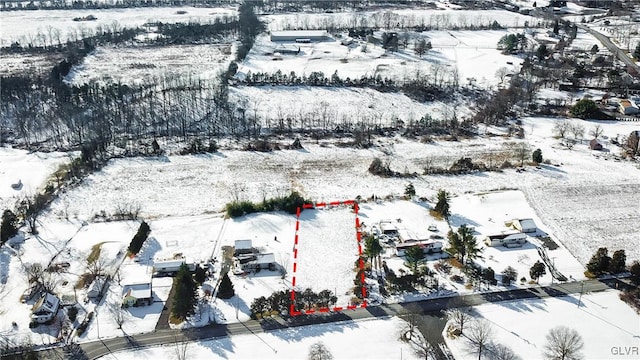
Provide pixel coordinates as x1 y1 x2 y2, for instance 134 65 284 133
0 6 236 47
237 30 523 89
446 290 640 360
64 43 234 86
102 316 420 360
0 147 72 212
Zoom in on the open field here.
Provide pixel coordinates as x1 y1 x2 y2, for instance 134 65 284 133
65 43 234 86
0 6 236 47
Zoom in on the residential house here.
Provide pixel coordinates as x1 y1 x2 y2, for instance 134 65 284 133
512 218 537 233
396 240 443 256
31 292 60 323
484 230 528 247
234 239 254 256
122 282 153 307
153 254 195 275
379 220 399 238
241 253 277 271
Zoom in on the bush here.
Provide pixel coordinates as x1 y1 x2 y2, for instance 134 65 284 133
67 306 79 322
368 158 394 177
225 192 309 218
1 209 19 245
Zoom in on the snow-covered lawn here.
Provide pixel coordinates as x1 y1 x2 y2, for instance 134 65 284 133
101 316 420 360
0 6 236 47
445 290 640 360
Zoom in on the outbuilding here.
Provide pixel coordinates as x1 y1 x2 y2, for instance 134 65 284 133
270 30 329 42
484 230 527 247
512 218 537 233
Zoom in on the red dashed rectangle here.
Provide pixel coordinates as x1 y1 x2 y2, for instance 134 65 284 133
289 200 367 316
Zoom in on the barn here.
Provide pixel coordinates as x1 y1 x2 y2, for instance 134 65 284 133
270 30 329 42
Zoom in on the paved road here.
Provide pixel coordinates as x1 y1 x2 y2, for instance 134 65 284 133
77 278 626 359
577 24 640 75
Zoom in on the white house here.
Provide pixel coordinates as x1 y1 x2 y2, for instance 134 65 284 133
31 292 60 323
396 240 443 256
484 230 527 247
379 220 399 237
153 255 195 274
513 218 537 233
270 30 328 42
241 253 277 271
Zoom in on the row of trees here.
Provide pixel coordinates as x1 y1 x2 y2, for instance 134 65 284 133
250 288 337 317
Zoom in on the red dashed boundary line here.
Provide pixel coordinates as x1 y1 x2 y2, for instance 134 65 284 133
289 200 367 316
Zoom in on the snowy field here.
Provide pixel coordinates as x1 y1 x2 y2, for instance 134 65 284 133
237 30 523 89
101 316 419 360
65 43 234 86
0 148 72 212
229 86 458 126
446 290 640 360
0 52 65 77
0 6 236 47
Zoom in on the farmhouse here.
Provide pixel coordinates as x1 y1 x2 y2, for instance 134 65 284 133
484 230 528 247
270 30 329 42
31 292 60 324
396 240 443 256
589 139 603 150
512 218 537 233
618 99 639 115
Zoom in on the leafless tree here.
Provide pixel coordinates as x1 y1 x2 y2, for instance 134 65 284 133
87 255 108 278
24 263 45 284
495 67 509 85
445 300 473 334
489 343 521 360
110 302 126 330
308 341 333 360
543 326 584 360
589 124 604 139
174 335 190 360
570 122 585 142
553 120 570 139
467 319 494 360
511 142 531 167
399 309 436 359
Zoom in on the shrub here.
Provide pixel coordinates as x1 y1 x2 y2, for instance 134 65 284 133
225 192 309 218
67 306 79 322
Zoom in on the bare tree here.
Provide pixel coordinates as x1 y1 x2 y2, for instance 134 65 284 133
445 305 473 335
490 343 521 360
308 341 333 360
543 326 584 360
87 256 107 278
467 319 494 360
398 307 437 360
570 122 585 142
24 263 45 284
174 334 190 360
495 67 509 85
589 124 604 139
511 142 531 167
110 302 126 330
553 120 570 139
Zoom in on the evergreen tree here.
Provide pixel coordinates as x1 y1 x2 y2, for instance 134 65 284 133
570 99 599 120
629 261 640 285
533 148 543 164
217 271 235 299
1 209 19 245
501 266 518 285
127 221 151 255
171 264 197 322
634 42 640 60
482 267 496 285
404 182 416 197
446 225 481 265
364 234 383 271
609 249 626 274
405 246 425 274
529 261 546 283
586 247 610 276
194 264 206 285
434 189 451 221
